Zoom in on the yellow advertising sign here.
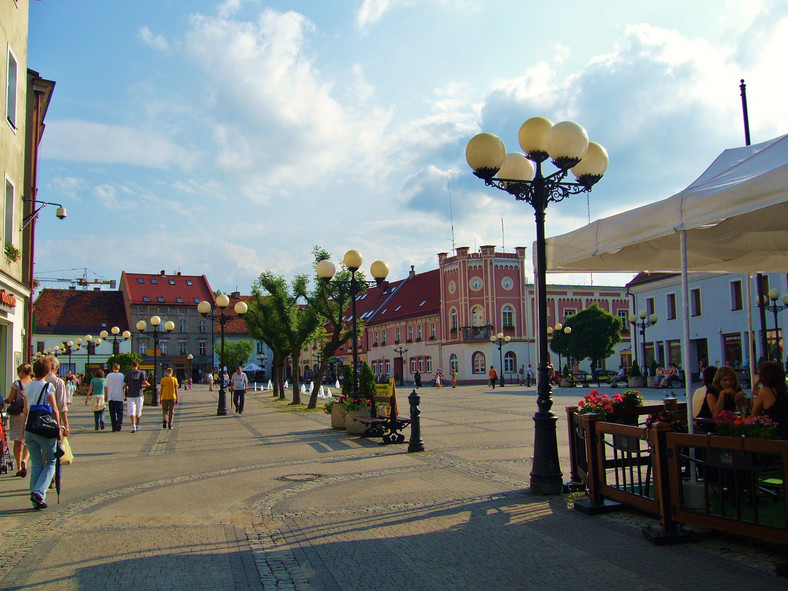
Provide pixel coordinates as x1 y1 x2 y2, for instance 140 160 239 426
375 377 395 397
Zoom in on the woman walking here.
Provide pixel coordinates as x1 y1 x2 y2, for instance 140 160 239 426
5 363 32 477
23 357 62 510
85 369 106 430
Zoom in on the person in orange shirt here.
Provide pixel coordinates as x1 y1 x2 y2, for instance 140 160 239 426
159 368 179 430
488 366 498 389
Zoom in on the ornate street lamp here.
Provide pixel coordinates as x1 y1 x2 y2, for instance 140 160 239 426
628 311 658 370
78 334 103 380
197 296 248 415
136 316 175 405
100 326 131 355
316 250 389 398
393 345 408 386
489 333 511 387
466 117 608 494
758 289 788 361
547 323 572 374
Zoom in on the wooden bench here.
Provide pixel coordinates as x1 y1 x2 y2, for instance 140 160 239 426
353 393 411 444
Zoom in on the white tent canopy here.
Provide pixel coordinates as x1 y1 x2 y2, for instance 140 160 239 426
546 134 788 274
242 362 262 372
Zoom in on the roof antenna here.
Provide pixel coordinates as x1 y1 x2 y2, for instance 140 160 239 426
448 179 456 254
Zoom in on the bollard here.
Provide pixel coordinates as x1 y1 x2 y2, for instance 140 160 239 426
408 389 424 452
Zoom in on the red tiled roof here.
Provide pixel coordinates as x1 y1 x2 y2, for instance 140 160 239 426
34 289 129 335
120 272 214 306
222 295 254 335
626 272 678 288
366 269 440 325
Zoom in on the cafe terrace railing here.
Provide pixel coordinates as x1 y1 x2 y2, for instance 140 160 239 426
567 402 788 549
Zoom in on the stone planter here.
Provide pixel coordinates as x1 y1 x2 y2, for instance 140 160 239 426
345 408 371 434
330 404 346 429
560 378 573 388
647 376 658 388
628 377 644 389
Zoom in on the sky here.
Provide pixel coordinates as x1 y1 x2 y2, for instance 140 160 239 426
26 0 788 294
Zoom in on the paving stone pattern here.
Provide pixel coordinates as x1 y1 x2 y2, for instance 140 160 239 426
0 384 786 590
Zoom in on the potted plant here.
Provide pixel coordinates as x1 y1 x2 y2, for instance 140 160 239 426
4 242 20 262
560 363 572 388
324 397 346 429
647 359 659 388
628 361 644 388
345 362 375 434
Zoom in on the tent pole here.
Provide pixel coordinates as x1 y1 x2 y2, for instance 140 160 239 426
680 231 693 432
746 274 756 390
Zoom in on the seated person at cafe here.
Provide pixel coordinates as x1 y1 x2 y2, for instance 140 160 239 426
695 366 747 433
751 361 788 440
692 365 718 424
658 364 677 387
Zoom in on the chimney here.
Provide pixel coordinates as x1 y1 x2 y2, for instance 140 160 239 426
409 265 415 279
160 270 165 276
231 291 241 299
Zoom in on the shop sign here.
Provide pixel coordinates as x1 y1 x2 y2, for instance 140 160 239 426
0 289 17 312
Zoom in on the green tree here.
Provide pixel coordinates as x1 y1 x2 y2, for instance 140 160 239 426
245 289 290 400
552 304 623 373
254 271 321 404
215 340 254 373
359 362 377 399
105 352 143 375
304 246 367 408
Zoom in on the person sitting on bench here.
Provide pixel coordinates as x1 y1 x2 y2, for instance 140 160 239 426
659 364 678 388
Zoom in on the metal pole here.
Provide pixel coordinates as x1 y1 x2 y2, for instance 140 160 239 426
530 169 563 494
498 341 505 387
351 271 359 398
741 80 769 363
152 330 159 405
217 310 228 415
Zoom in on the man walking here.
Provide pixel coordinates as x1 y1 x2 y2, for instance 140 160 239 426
230 366 248 414
123 360 149 433
159 368 178 429
105 363 126 432
488 365 498 389
526 364 535 387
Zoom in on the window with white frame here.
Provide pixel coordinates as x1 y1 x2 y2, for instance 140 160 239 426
199 319 206 333
139 341 148 355
504 351 516 373
425 357 432 373
646 297 655 316
179 319 187 332
6 48 18 129
450 309 458 330
4 177 14 248
373 332 378 346
407 326 413 341
666 293 677 320
502 305 514 328
179 341 188 355
199 341 207 355
449 353 458 373
691 288 702 317
382 331 387 345
257 341 265 354
410 359 416 372
395 328 401 342
730 280 743 311
385 360 391 375
617 310 628 326
417 325 422 340
472 351 486 374
418 358 424 372
471 305 485 327
563 308 576 320
430 323 436 338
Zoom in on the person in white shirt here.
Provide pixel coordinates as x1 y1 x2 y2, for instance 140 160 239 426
104 364 126 431
230 367 249 414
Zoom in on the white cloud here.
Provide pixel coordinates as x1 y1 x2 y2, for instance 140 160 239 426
138 26 169 51
93 184 123 211
42 120 196 170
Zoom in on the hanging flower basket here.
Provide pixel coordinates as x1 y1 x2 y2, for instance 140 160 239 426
4 243 20 262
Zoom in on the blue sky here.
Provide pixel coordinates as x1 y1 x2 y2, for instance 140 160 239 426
27 0 788 293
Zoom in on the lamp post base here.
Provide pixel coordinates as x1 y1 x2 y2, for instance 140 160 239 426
217 387 229 416
529 410 563 495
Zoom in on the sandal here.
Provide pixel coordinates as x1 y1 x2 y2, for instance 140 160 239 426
17 463 26 478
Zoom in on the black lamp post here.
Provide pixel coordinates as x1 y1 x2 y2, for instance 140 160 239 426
187 353 193 381
489 332 510 387
100 326 131 355
547 323 571 373
136 316 174 406
759 289 788 361
74 334 102 380
628 311 658 369
393 345 408 386
466 117 608 494
316 251 389 398
197 295 248 415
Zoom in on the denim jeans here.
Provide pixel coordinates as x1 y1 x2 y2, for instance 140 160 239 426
25 430 57 501
93 409 105 430
108 400 124 431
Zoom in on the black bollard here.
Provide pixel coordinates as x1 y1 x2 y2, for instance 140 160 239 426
408 388 424 452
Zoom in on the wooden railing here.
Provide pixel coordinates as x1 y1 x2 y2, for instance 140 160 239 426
567 404 788 547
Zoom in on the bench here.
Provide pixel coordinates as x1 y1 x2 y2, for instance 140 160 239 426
353 393 411 444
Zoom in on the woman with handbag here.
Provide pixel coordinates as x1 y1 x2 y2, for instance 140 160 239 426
5 363 32 477
85 368 106 430
23 357 62 510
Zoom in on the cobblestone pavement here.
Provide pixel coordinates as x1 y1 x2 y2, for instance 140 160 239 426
0 384 786 590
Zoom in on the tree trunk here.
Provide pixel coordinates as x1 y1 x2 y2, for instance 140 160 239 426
307 358 332 408
290 352 301 405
